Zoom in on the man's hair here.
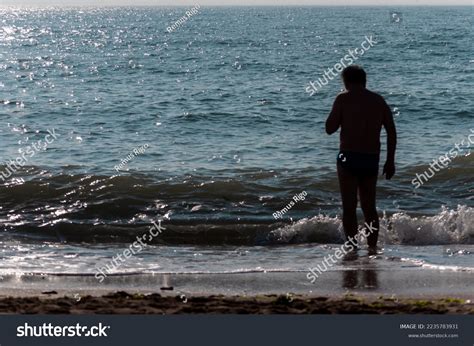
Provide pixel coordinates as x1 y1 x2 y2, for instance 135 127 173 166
341 65 366 87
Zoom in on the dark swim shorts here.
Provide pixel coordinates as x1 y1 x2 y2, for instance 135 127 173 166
337 151 379 177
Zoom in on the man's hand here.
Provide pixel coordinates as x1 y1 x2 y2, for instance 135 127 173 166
383 160 395 180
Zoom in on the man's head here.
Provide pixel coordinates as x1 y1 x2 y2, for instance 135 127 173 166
341 65 366 90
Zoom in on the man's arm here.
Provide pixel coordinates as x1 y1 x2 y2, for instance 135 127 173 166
325 94 343 134
382 99 397 179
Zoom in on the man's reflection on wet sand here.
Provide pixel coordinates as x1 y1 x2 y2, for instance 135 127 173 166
341 251 378 289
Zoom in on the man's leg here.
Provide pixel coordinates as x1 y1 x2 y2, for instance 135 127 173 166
358 174 379 248
337 163 358 240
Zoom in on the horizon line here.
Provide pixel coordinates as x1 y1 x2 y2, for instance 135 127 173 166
1 4 472 6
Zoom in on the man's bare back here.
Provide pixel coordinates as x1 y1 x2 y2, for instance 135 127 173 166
326 88 395 155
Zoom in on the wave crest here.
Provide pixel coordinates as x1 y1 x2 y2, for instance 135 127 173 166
270 205 473 246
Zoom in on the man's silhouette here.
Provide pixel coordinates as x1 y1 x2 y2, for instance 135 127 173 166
326 65 397 249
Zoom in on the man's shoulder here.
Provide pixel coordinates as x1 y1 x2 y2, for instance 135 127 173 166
335 91 349 101
366 89 386 102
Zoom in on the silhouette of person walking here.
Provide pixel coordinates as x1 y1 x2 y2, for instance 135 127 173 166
326 65 397 249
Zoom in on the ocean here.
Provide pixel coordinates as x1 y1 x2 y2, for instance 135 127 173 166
0 6 472 281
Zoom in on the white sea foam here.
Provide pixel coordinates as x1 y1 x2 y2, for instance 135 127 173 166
270 205 473 245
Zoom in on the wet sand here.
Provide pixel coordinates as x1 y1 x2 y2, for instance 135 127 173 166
0 269 472 314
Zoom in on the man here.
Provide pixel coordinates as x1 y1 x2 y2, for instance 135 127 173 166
325 65 397 250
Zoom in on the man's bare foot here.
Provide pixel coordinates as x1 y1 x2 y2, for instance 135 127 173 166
368 246 379 256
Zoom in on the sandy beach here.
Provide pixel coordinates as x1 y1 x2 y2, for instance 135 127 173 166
1 292 473 314
0 269 472 314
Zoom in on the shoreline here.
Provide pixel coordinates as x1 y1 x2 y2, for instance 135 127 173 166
1 269 473 296
1 270 473 295
0 269 472 314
